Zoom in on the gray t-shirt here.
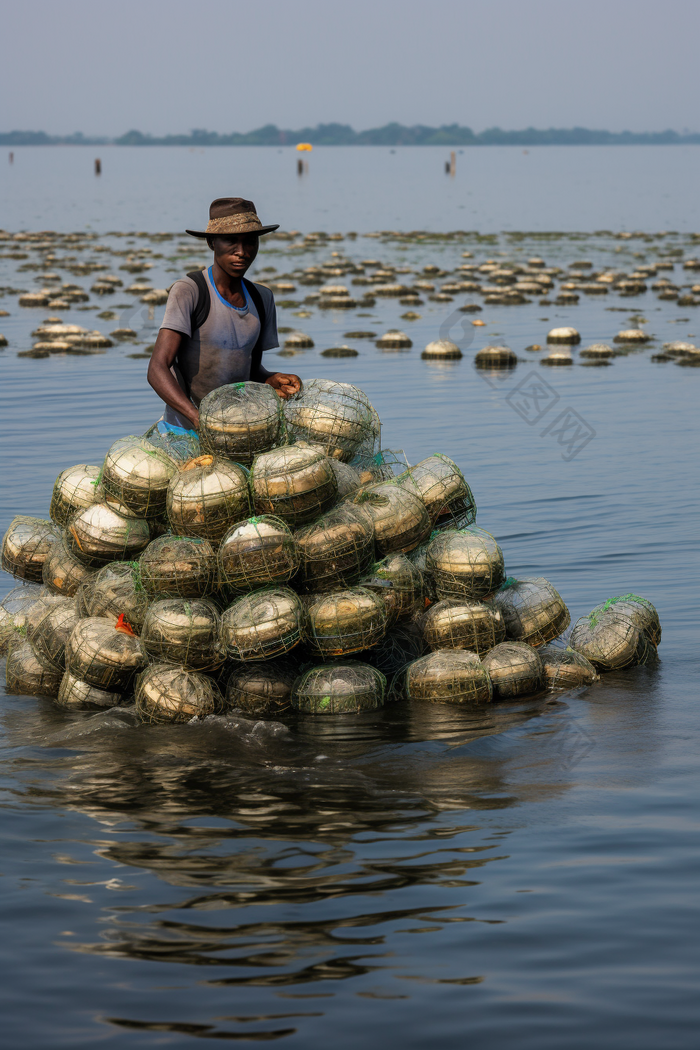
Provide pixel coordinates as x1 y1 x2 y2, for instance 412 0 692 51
159 267 278 426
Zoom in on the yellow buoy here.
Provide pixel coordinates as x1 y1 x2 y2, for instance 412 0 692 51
296 142 313 152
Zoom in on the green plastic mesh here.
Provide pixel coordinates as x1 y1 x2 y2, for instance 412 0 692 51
361 553 424 623
42 534 96 596
221 586 305 661
421 598 505 654
481 641 545 699
492 577 570 647
587 593 661 646
65 616 146 690
166 455 250 543
348 482 431 556
2 516 61 581
426 527 505 601
138 534 217 599
67 503 151 566
291 661 386 714
0 584 48 654
570 608 652 671
225 659 297 717
49 464 101 526
295 503 375 593
78 561 149 632
198 381 284 465
396 454 477 530
143 421 200 463
218 516 300 591
539 645 599 688
135 663 223 724
27 597 81 672
351 449 407 486
305 586 387 656
140 598 224 670
5 637 63 698
101 436 179 518
250 443 338 526
56 670 125 710
283 379 378 461
402 648 493 704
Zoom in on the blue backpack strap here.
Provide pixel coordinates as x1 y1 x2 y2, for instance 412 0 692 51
187 270 210 331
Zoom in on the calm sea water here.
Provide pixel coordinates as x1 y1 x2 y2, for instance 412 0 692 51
1 156 699 1048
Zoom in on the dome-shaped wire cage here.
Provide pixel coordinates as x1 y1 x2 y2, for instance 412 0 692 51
539 645 599 688
2 516 61 582
492 577 570 647
140 598 224 670
0 584 46 654
101 436 179 518
421 598 505 654
396 454 477 530
586 594 661 647
347 482 431 556
283 379 378 462
49 464 101 526
166 455 250 543
56 670 125 710
198 382 284 464
480 641 545 699
27 597 82 672
327 459 363 499
78 561 150 632
5 637 63 698
135 663 224 724
426 527 505 601
138 534 217 599
295 503 375 593
360 553 425 623
42 534 96 596
250 443 338 526
402 648 493 705
65 616 146 691
291 661 386 714
225 659 297 717
305 586 388 656
221 586 305 661
218 516 300 591
67 503 151 567
569 607 653 671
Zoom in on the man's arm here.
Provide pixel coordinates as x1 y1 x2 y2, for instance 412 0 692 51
250 344 300 399
147 328 200 429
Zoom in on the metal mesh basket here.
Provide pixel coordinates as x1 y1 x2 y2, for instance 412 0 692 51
327 459 363 499
407 540 437 603
135 663 223 724
291 661 386 714
358 621 424 676
225 659 297 717
2 516 61 581
221 586 305 661
218 516 299 591
79 561 149 632
426 527 505 600
250 443 337 526
295 503 375 593
283 379 377 461
539 645 599 688
0 584 46 654
403 648 493 704
49 464 101 526
67 503 151 566
421 598 505 654
27 597 82 672
56 670 126 710
198 381 284 465
481 641 545 699
101 435 179 518
65 616 146 690
396 454 477 530
42 534 96 596
348 482 431 556
361 553 424 623
305 586 387 656
569 608 652 671
140 598 224 670
586 593 661 647
166 454 250 543
492 577 570 646
138 534 217 599
143 421 201 463
351 449 407 486
5 637 63 698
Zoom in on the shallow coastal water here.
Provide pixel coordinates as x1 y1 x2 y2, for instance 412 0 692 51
1 208 699 1047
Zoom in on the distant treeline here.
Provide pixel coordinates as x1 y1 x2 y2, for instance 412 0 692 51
2 124 700 147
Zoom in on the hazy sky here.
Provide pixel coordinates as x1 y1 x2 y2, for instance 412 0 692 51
4 0 699 136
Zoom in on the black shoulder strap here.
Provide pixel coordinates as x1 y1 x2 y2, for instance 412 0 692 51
187 269 210 331
243 278 268 380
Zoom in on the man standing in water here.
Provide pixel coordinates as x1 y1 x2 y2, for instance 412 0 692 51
148 197 301 429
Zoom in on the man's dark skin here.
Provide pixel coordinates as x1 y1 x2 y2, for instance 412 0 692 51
147 233 301 429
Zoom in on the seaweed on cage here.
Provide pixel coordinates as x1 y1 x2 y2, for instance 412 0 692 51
0 584 49 655
569 606 653 671
587 593 661 647
291 661 386 714
360 552 424 623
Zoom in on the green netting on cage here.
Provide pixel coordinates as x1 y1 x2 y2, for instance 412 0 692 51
291 661 386 715
218 516 300 591
396 454 477 530
250 443 337 526
539 645 599 689
138 534 217 599
141 598 224 670
225 659 297 717
198 381 284 464
348 482 431 556
305 586 387 656
27 596 82 672
327 459 363 499
49 464 102 526
135 663 224 724
65 616 146 691
143 421 201 463
421 598 505 654
426 527 505 601
492 576 570 647
2 516 61 582
587 594 661 647
5 637 63 699
101 436 179 519
221 586 305 661
361 553 424 623
570 607 653 671
283 378 378 462
56 670 126 710
358 621 424 677
78 561 150 633
480 641 545 699
166 454 250 543
402 648 493 705
295 503 375 593
351 449 408 486
67 503 151 567
0 584 47 655
42 533 96 596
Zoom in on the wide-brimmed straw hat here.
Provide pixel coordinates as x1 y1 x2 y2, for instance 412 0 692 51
186 197 280 239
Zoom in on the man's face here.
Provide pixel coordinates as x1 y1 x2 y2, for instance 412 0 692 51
209 233 259 277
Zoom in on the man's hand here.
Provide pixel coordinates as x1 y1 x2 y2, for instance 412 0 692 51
265 372 301 399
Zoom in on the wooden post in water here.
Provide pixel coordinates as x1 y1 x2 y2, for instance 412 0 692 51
297 157 304 176
9 152 13 165
450 151 456 176
94 158 102 175
445 160 450 174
